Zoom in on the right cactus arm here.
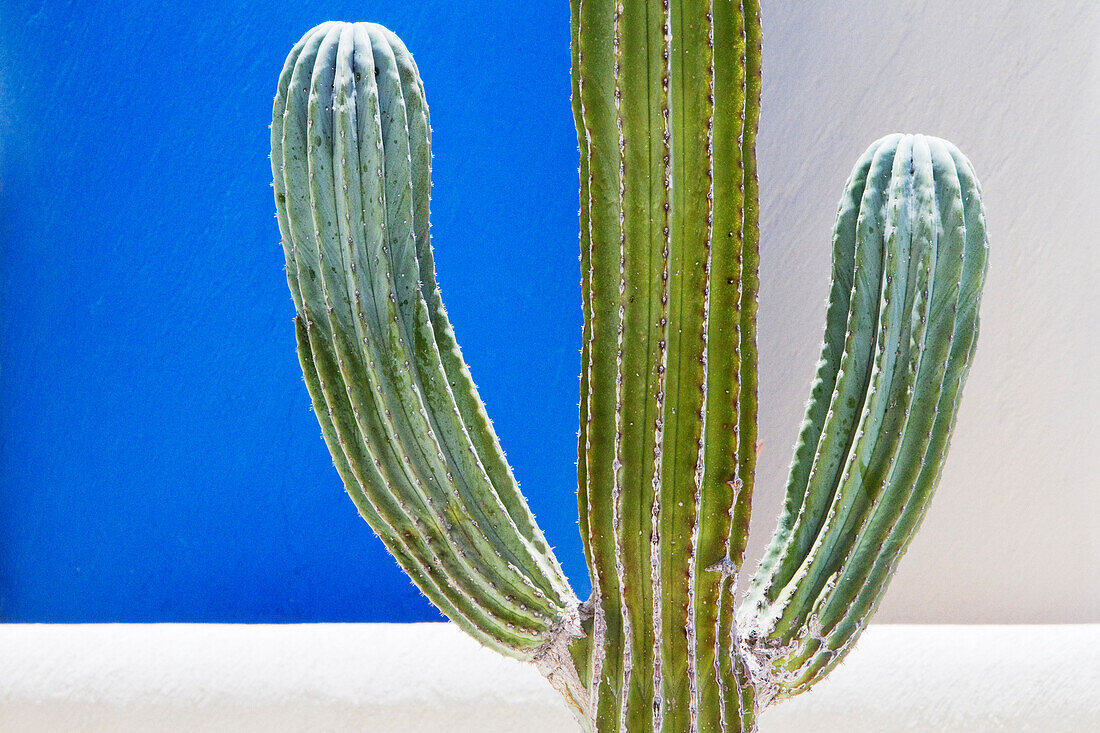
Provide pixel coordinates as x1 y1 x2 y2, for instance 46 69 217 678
272 22 579 662
740 134 989 701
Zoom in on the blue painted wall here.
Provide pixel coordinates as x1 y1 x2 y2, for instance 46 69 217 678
0 0 589 621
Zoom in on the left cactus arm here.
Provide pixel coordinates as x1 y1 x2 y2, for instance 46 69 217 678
272 23 579 667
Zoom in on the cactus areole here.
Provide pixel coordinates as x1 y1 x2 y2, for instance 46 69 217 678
271 6 988 732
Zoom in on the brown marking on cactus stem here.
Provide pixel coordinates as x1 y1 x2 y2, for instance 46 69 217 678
532 605 592 726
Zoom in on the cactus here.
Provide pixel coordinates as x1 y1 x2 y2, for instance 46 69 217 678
271 7 988 732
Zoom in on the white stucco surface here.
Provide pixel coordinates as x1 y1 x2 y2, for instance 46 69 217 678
749 1 1100 623
0 623 1096 732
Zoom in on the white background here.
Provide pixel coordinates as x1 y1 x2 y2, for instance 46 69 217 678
749 0 1100 623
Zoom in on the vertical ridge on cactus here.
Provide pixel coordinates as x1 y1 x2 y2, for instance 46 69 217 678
272 7 988 732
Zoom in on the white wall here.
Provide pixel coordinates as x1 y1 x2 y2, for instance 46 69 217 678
749 1 1100 623
2 624 1096 732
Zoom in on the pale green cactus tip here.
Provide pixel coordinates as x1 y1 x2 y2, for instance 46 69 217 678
272 7 988 732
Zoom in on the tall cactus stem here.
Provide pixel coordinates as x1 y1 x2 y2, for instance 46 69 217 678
570 1 762 729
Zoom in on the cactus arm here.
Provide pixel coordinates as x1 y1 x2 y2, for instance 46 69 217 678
780 139 989 692
283 26 545 637
274 28 513 646
274 22 580 663
774 137 946 675
740 135 988 703
275 27 543 649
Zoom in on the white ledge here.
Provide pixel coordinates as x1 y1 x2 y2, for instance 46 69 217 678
0 623 1096 731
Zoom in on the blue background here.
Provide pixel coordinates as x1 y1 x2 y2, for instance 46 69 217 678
0 0 589 621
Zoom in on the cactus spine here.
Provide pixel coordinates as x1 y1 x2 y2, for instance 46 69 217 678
273 8 988 732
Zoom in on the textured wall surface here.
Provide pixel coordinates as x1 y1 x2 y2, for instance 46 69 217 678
750 1 1100 623
1 1 1096 622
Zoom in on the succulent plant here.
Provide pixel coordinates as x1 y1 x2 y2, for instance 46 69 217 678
271 5 988 731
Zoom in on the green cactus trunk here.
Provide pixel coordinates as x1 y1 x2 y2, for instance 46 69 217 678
272 7 988 733
572 1 761 730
